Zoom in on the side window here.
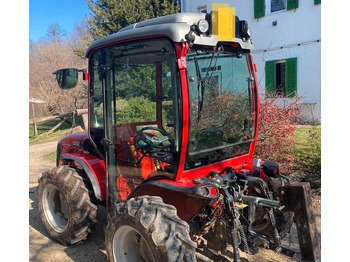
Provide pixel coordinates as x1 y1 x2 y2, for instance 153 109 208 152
114 62 157 125
113 59 177 161
92 57 104 129
89 50 106 154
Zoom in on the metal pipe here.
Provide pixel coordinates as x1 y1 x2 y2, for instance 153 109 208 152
241 195 280 207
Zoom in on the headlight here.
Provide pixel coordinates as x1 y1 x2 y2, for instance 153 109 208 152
197 19 209 34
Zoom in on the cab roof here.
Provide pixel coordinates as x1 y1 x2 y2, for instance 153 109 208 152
85 12 253 58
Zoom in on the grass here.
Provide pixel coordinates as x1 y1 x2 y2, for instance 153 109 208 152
43 151 57 164
29 116 85 144
292 126 321 193
294 126 321 174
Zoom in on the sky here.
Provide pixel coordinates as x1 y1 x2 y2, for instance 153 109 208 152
29 0 91 42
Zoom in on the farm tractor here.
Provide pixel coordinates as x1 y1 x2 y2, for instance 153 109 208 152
37 4 320 262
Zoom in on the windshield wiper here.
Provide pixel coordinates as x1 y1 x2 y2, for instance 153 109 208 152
194 57 204 122
194 50 221 123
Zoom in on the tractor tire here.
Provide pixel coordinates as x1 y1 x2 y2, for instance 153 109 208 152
37 166 98 245
105 196 197 262
251 177 294 239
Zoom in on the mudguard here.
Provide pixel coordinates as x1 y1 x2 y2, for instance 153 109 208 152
60 153 106 201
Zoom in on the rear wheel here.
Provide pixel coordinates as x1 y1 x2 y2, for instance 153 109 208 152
37 166 98 245
106 196 197 262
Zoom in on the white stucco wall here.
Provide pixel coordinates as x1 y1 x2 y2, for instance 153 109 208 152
181 1 321 123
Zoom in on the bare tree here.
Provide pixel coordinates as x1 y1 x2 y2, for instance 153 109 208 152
46 23 67 43
30 24 88 116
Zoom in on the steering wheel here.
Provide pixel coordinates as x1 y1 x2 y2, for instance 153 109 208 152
137 127 175 149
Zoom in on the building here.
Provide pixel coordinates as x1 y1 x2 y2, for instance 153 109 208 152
181 1 321 123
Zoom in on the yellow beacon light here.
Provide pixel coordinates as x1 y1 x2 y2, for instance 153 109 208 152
212 3 236 42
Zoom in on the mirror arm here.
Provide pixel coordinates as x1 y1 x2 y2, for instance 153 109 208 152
78 69 89 81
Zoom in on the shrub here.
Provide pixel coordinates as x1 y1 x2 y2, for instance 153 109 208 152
117 97 156 124
255 95 301 174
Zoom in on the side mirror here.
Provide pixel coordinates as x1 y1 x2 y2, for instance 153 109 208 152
53 68 79 89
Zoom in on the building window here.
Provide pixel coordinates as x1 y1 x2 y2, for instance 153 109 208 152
254 0 299 18
197 5 207 13
314 0 321 5
271 0 286 13
275 61 286 96
265 57 297 98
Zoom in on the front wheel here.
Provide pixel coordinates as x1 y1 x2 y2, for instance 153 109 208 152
105 196 197 262
37 166 98 245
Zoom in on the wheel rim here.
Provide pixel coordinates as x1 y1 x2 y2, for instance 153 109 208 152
42 184 69 233
113 225 154 262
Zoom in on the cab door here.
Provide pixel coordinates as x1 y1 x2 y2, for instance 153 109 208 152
89 38 180 215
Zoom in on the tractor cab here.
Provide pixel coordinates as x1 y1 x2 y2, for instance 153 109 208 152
54 7 258 211
80 8 258 214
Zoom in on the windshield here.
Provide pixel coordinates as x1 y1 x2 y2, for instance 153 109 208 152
186 47 255 169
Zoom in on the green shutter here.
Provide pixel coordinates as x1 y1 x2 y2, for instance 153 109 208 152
314 0 321 5
285 57 297 97
254 0 265 19
265 60 276 95
287 0 299 10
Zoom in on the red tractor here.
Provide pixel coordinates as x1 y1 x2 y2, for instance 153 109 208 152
37 6 320 262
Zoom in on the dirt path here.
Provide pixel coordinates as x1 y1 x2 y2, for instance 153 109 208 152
29 141 58 188
29 141 320 262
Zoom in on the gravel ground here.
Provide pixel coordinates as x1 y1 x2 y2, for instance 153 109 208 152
29 140 320 262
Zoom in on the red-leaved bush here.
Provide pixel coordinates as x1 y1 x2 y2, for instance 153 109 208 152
255 95 302 174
